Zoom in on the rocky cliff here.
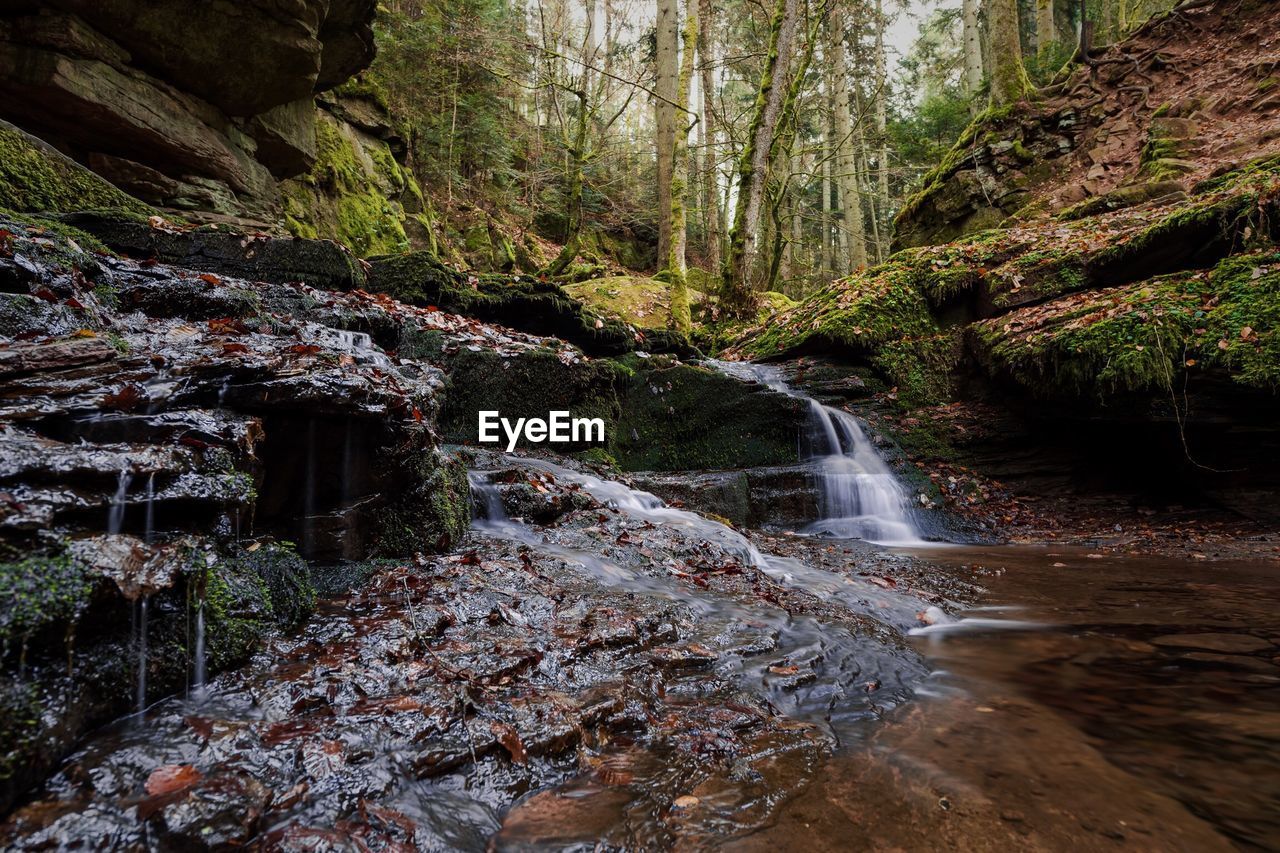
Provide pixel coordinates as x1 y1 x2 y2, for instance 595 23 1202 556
0 0 378 229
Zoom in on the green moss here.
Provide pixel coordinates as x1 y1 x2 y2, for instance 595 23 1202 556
870 330 963 407
0 124 152 217
201 560 274 672
611 358 806 470
223 543 315 630
563 275 706 329
972 250 1280 397
743 256 941 359
372 449 471 555
282 115 411 257
0 552 94 658
0 679 42 786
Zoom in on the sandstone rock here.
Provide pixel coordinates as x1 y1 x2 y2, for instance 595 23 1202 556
43 0 375 117
62 211 366 290
0 2 377 224
246 98 318 177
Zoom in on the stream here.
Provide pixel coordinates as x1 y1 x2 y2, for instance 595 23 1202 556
2 362 1277 849
746 544 1280 851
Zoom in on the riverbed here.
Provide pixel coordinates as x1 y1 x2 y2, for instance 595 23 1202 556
745 545 1280 851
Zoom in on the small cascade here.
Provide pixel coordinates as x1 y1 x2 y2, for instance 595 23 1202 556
322 328 395 369
143 472 156 544
107 468 132 534
191 601 207 700
135 596 149 713
712 360 925 545
466 458 935 728
468 471 509 523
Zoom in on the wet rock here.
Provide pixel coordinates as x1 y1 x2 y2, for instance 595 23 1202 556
633 464 818 529
62 213 366 291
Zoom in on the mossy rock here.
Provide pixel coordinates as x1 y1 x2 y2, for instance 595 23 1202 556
281 110 414 258
738 154 1280 406
0 552 95 660
440 346 624 448
62 210 366 291
611 357 807 471
371 449 471 555
563 274 706 330
221 544 315 631
972 250 1280 397
0 120 152 217
369 250 696 356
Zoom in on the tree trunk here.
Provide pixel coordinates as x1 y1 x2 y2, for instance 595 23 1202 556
821 75 833 276
666 0 696 336
720 0 801 314
696 0 722 273
1035 0 1057 53
989 0 1033 107
655 0 678 268
962 0 984 107
860 125 882 264
543 88 589 276
830 10 865 272
874 0 890 263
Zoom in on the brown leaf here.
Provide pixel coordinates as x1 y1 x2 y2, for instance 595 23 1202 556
145 764 202 796
490 721 527 764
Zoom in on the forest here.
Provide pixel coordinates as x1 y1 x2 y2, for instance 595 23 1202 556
0 0 1277 848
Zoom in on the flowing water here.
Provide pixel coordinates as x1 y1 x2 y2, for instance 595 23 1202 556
711 360 924 545
467 462 932 732
746 545 1280 851
107 467 131 534
190 602 206 700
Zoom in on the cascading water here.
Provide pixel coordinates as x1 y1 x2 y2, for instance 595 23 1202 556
135 597 148 713
191 602 206 701
143 472 156 544
467 457 936 729
712 360 925 545
107 468 131 534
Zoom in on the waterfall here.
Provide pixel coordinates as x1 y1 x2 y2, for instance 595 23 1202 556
135 596 149 713
144 472 156 544
191 601 206 701
323 328 394 368
107 468 131 534
711 361 925 545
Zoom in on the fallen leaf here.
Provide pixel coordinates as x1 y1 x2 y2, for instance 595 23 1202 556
490 721 527 764
145 764 202 796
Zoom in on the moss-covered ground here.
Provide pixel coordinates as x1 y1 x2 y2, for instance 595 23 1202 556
733 155 1280 407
